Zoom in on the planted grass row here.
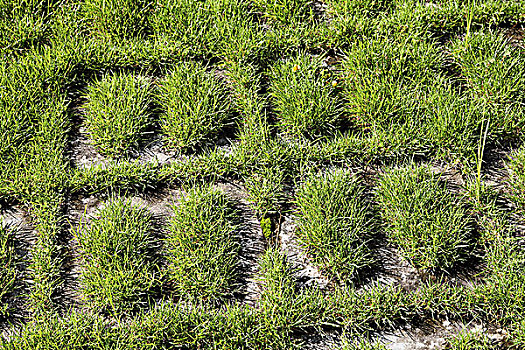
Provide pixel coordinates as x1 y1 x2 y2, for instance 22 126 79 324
5 227 525 348
0 49 74 315
80 0 266 62
71 185 241 315
293 164 474 276
82 63 232 158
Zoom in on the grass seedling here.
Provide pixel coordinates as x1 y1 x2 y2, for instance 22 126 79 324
294 170 374 283
83 73 153 158
157 62 231 152
269 53 342 140
165 186 240 300
376 165 473 270
76 198 159 314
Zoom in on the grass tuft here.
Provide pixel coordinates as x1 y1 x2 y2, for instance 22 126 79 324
83 0 150 39
165 186 239 300
76 198 159 314
157 62 232 151
294 170 374 283
376 165 474 270
269 53 342 139
83 72 153 157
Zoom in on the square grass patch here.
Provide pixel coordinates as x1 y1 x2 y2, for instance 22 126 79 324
165 185 240 300
376 165 474 270
83 0 150 39
294 170 374 284
252 0 315 26
341 35 492 162
150 0 261 60
76 198 160 314
269 53 342 140
157 62 232 152
449 31 525 139
83 72 153 158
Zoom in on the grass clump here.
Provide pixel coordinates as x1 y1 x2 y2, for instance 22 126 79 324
294 170 374 283
76 198 159 314
376 165 473 270
166 186 239 300
0 222 16 316
83 73 152 157
450 31 525 104
257 247 327 333
252 0 314 25
157 62 231 152
507 146 525 209
340 36 483 160
245 166 286 218
341 338 388 350
83 0 150 39
0 0 55 52
477 234 525 324
445 330 495 350
269 53 341 140
450 31 525 139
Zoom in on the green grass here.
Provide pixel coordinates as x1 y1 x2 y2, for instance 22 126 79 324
0 0 59 53
341 35 489 162
1 0 525 347
269 53 342 139
165 186 240 300
83 0 150 39
157 62 232 151
445 330 495 350
252 0 314 26
341 339 388 350
76 198 159 314
507 145 525 208
376 165 474 270
294 170 374 283
83 72 153 157
0 222 16 316
245 166 286 218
